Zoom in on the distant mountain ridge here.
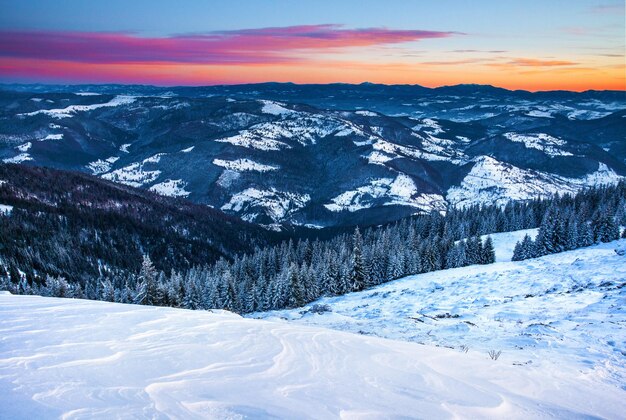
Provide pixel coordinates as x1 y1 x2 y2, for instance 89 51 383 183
1 83 624 228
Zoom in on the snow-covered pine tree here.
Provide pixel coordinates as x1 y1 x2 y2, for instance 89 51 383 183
135 255 158 306
482 236 495 264
350 227 367 291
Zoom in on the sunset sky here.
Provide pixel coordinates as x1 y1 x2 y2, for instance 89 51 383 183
0 0 624 91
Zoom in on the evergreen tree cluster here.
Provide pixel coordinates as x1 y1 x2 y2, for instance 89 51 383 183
2 164 625 315
512 185 626 261
0 164 277 284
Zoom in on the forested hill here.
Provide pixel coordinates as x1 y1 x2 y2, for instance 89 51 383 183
0 163 277 282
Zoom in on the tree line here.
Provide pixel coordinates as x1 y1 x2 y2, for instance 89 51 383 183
3 181 624 313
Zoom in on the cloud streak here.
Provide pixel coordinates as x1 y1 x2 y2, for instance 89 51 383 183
0 25 456 65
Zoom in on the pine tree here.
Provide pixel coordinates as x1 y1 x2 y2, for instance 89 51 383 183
482 236 495 264
511 234 536 261
135 255 158 305
287 263 305 308
350 227 366 291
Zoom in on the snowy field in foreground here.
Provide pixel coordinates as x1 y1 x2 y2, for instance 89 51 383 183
256 236 626 399
1 290 625 419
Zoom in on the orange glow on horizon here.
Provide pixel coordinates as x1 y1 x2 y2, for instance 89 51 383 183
1 57 623 92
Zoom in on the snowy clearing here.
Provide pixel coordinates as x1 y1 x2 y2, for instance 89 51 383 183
3 153 33 164
21 96 136 119
256 236 626 400
1 292 624 419
149 179 190 197
324 175 446 213
212 158 278 172
221 188 310 223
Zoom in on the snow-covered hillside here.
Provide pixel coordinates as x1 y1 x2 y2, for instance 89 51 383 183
2 85 624 228
256 234 626 397
1 290 625 419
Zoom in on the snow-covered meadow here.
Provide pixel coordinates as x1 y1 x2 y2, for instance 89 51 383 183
1 232 625 418
1 288 624 419
256 236 626 397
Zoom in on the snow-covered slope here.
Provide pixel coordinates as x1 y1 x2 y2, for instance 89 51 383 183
256 234 626 399
447 156 622 208
1 291 625 419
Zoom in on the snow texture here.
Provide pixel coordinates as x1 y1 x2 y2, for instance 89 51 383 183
503 133 573 157
3 153 33 164
212 158 278 172
1 268 625 419
149 179 190 197
100 156 164 188
257 234 626 411
38 134 63 142
22 96 136 119
259 99 295 116
325 175 446 213
87 156 119 175
447 156 623 208
221 188 310 223
16 142 31 152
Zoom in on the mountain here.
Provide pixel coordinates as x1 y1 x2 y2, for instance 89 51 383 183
1 84 624 228
0 164 277 281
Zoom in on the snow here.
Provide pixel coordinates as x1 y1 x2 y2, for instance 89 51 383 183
86 156 119 175
412 118 445 135
364 150 395 166
3 153 33 164
212 158 278 172
216 132 290 151
355 110 377 116
142 153 166 164
217 115 347 150
256 236 626 410
2 264 625 419
75 92 101 96
149 179 190 198
38 134 63 142
215 169 240 188
447 156 623 208
0 204 13 214
325 175 446 213
525 110 554 118
101 157 162 188
488 228 538 262
259 99 294 116
21 96 136 119
16 142 31 152
221 188 310 223
119 144 131 153
179 146 194 153
504 133 573 157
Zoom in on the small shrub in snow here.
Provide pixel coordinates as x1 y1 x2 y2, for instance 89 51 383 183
304 304 332 315
488 350 502 360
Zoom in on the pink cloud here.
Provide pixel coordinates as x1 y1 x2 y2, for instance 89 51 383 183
0 25 456 65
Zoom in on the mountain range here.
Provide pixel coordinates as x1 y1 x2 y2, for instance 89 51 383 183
1 83 624 228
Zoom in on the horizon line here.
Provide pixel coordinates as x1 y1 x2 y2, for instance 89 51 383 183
1 80 624 94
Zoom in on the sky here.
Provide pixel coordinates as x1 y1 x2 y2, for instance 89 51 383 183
0 0 623 91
